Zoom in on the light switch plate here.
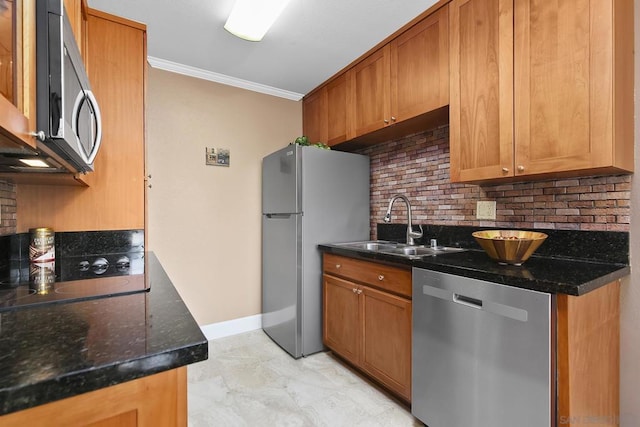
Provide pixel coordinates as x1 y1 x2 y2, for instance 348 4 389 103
476 201 497 220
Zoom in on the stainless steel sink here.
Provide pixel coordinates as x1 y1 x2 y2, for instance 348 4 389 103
334 241 465 259
383 246 466 258
335 240 405 251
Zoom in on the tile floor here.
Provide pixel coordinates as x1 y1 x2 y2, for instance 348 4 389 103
187 330 422 426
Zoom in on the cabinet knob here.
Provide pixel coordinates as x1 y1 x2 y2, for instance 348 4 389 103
30 131 46 141
391 116 396 122
357 289 362 295
335 264 341 269
517 165 525 172
353 288 358 293
384 119 389 124
501 167 509 173
378 275 384 281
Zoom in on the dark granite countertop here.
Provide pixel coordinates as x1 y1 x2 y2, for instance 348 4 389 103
319 243 630 296
0 252 208 416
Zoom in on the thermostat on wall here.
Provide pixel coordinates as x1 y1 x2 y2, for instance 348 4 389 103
206 147 230 167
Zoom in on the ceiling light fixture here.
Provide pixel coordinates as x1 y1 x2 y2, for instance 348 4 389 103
19 158 50 168
224 0 293 42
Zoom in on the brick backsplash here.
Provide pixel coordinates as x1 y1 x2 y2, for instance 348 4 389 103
356 125 631 237
0 180 17 236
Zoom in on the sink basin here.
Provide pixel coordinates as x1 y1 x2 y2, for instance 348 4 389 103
334 241 465 259
382 246 466 258
335 240 405 251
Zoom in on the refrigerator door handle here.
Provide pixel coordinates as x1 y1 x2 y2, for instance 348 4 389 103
266 214 293 219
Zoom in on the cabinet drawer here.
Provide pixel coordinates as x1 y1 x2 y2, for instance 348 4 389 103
323 253 411 298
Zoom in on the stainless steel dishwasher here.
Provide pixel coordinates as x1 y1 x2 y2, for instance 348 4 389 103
412 268 554 427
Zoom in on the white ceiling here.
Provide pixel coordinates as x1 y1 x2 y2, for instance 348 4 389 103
87 0 439 100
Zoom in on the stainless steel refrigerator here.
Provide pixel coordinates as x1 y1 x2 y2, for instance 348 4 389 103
262 145 370 358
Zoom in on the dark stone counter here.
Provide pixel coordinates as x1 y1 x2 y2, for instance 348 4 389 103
0 252 208 416
319 224 630 296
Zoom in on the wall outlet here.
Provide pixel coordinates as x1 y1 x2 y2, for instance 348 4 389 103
476 201 496 220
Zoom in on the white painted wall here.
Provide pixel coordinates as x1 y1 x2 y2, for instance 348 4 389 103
620 1 640 424
146 67 301 325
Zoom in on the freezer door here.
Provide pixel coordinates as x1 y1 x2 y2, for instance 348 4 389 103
262 213 302 358
262 145 301 214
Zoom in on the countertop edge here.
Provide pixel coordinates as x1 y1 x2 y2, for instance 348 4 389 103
318 244 630 296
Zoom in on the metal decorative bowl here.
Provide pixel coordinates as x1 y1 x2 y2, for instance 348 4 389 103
472 230 548 266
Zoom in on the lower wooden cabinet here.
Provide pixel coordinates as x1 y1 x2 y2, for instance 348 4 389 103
323 254 412 401
0 367 187 427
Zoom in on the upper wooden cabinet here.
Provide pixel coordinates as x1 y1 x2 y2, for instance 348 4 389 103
302 4 449 146
390 5 449 125
449 0 634 183
351 5 449 139
302 72 350 147
0 0 37 152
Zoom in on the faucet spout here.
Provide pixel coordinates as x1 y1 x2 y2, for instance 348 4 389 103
384 194 423 245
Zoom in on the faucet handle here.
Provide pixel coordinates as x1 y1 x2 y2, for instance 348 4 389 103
408 224 423 238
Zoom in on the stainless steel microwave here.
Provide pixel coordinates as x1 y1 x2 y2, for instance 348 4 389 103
36 0 102 173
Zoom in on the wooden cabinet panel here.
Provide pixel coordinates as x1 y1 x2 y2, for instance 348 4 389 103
323 253 412 402
16 10 146 232
391 5 449 123
0 367 188 426
449 0 514 182
361 286 411 401
0 0 37 150
326 73 349 145
323 275 361 367
351 46 391 137
513 0 633 176
323 253 411 297
302 88 327 145
557 281 620 426
450 0 633 183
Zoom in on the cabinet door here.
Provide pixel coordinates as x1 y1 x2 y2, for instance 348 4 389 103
360 285 412 401
323 275 361 366
0 0 37 150
351 45 391 137
391 5 449 123
302 88 327 145
513 0 628 176
449 0 514 182
326 73 349 146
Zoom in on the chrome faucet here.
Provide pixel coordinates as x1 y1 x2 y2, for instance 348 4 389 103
383 194 423 245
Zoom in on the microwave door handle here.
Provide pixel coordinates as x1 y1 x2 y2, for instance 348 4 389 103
84 90 102 165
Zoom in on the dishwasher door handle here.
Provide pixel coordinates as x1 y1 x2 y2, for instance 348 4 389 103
421 284 529 322
453 293 483 309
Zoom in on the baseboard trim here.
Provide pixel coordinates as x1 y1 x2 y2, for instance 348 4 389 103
200 314 262 341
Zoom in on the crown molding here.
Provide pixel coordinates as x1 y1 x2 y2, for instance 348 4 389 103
147 56 304 101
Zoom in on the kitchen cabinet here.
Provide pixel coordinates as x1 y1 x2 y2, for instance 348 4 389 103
0 366 187 426
350 6 449 139
323 253 412 402
449 0 634 183
302 72 350 147
15 8 146 232
0 0 37 152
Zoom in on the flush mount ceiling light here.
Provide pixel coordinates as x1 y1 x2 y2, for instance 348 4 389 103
224 0 293 42
19 158 50 168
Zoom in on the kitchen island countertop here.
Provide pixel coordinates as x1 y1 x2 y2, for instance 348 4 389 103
0 252 208 416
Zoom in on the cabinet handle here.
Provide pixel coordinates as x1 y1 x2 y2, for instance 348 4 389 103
391 116 396 122
357 289 362 295
517 165 525 172
501 167 509 173
352 288 358 293
335 264 341 269
384 119 389 124
378 275 384 281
